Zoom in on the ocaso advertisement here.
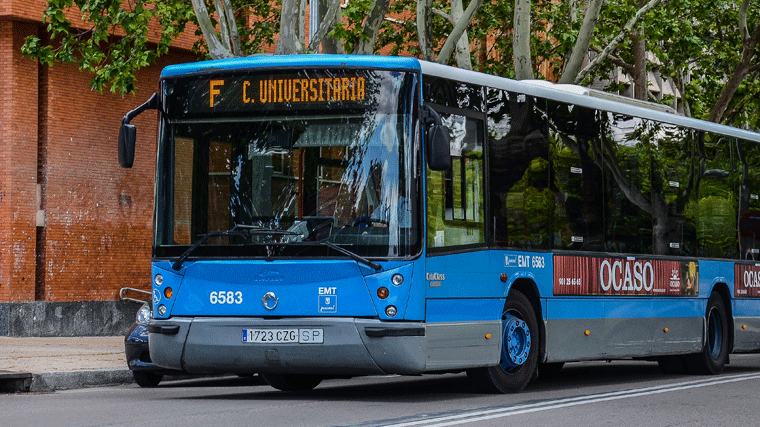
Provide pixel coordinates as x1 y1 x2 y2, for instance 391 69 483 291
735 263 760 298
553 255 698 297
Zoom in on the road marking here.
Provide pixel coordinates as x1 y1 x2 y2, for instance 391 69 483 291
382 372 760 427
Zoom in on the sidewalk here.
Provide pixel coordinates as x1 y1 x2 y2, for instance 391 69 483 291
0 336 133 393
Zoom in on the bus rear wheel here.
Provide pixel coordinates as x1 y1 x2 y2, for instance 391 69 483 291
261 373 322 392
468 289 538 393
685 292 729 375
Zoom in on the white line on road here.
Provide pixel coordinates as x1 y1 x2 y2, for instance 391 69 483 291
381 372 760 427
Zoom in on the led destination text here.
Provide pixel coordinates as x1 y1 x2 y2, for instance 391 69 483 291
209 76 366 108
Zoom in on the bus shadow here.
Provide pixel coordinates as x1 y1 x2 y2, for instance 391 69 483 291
166 356 760 402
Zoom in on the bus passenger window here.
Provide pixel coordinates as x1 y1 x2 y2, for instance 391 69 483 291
697 132 737 258
487 89 551 249
738 138 760 259
427 111 484 248
548 102 603 251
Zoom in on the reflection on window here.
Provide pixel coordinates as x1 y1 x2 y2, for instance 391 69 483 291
427 112 484 248
173 137 194 245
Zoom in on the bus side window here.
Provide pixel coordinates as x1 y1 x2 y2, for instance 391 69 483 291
548 102 604 251
738 138 760 259
647 121 698 256
697 132 737 258
599 113 653 254
426 110 485 249
487 89 551 249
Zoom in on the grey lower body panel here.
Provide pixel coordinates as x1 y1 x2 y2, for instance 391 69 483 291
149 317 428 376
544 317 703 362
732 317 760 352
425 321 502 371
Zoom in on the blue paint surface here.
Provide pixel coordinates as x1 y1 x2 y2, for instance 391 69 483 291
161 55 421 78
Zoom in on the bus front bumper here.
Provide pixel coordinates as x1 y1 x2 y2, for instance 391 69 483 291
148 317 427 376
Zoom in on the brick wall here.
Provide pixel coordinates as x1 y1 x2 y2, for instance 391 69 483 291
0 20 39 303
1 9 196 310
36 52 195 303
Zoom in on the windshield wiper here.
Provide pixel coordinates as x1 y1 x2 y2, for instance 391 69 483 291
172 225 299 271
319 241 382 271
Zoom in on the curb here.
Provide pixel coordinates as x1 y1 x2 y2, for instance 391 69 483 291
11 369 135 393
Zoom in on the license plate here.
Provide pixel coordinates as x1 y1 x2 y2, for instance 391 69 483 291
242 328 324 344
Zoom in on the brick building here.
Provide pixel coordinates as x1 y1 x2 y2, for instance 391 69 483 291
0 1 197 336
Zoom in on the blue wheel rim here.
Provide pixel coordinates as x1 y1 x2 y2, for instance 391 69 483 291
500 313 531 371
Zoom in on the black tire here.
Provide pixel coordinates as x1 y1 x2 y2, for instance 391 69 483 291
133 371 162 388
261 373 322 392
468 289 539 393
685 292 729 375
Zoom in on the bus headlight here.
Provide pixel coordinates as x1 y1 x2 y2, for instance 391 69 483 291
391 274 404 286
385 305 397 317
154 274 164 286
157 304 167 316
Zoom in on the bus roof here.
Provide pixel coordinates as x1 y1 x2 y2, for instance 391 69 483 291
160 54 759 143
419 60 760 143
160 54 421 78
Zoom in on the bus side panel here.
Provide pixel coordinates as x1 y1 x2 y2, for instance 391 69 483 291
424 251 505 370
545 297 702 362
649 298 703 354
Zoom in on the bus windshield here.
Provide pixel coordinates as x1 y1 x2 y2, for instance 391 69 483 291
154 70 419 261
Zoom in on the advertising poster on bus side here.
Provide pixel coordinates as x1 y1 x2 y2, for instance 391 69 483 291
735 263 760 298
553 255 698 297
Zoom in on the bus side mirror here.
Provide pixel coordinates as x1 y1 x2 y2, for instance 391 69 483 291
423 106 451 171
118 123 137 168
118 93 160 169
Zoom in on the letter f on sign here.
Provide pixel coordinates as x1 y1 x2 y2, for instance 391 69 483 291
210 80 224 107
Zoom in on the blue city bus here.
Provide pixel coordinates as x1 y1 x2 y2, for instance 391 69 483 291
118 55 760 392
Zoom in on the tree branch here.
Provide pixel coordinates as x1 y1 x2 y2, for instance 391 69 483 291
308 0 341 51
221 0 243 56
574 0 666 84
354 0 392 55
437 0 482 68
558 0 604 84
190 0 234 59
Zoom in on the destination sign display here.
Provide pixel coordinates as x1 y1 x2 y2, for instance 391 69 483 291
163 70 382 117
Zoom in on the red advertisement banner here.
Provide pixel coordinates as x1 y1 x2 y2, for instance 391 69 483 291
735 263 760 298
553 255 699 297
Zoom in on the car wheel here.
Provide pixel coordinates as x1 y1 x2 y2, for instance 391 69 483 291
133 371 162 388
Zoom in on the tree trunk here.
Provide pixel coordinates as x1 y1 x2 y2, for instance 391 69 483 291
708 0 760 123
513 0 533 80
191 0 234 59
632 30 647 100
558 0 604 84
450 0 473 69
573 0 665 84
275 0 304 54
417 0 435 61
353 0 392 55
437 0 483 67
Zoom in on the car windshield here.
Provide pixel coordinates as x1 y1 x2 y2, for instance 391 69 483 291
154 70 419 260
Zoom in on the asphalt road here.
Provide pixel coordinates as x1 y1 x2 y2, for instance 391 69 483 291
3 354 760 427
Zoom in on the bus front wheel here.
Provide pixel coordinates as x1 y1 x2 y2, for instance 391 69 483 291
685 292 729 375
468 289 538 393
